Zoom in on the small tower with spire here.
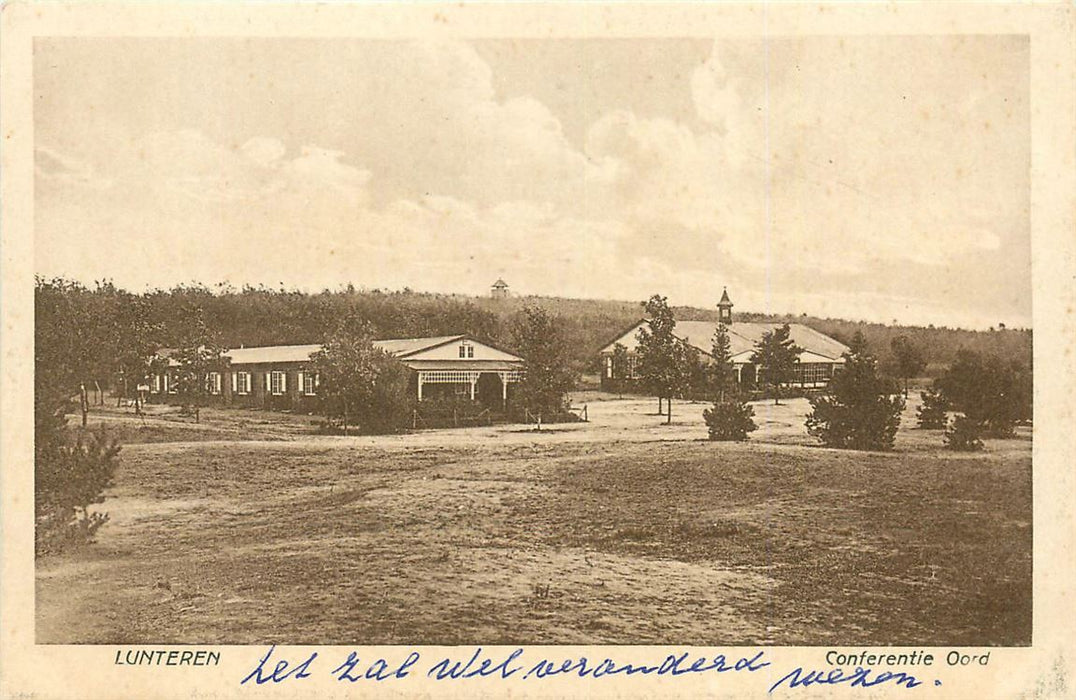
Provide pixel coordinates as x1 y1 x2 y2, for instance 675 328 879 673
491 278 509 299
717 287 733 324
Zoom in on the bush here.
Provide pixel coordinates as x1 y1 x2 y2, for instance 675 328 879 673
936 350 1029 438
945 415 984 452
36 425 121 554
703 399 757 441
917 385 948 429
806 336 905 451
311 324 414 434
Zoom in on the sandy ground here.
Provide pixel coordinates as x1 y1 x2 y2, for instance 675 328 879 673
37 394 1032 645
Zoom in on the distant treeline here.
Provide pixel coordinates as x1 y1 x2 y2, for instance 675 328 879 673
36 278 1032 386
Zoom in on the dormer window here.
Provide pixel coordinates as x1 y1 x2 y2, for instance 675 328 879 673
459 342 474 359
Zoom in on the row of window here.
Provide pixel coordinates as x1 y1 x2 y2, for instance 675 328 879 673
604 355 640 379
796 363 834 383
606 354 839 384
150 371 319 396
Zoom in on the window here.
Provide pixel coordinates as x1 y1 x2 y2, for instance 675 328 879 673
459 342 474 358
152 374 161 393
303 372 316 396
801 364 832 384
605 356 613 378
207 372 222 395
236 371 251 395
270 371 286 396
167 373 178 394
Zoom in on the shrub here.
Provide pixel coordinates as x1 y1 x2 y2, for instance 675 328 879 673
806 335 904 451
311 322 413 434
703 399 757 441
916 385 949 429
35 425 121 554
945 415 984 452
936 349 1029 438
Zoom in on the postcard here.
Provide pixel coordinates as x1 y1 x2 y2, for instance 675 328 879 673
2 2 1074 698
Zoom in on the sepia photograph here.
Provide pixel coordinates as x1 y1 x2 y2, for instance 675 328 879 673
27 31 1038 650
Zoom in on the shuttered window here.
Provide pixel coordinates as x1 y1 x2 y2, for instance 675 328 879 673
270 371 286 396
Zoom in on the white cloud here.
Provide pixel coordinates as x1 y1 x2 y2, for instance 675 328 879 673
241 136 287 167
33 36 1029 328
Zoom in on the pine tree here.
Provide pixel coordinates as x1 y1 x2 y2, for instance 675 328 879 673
916 385 948 429
703 401 757 441
806 336 905 451
172 305 228 423
702 323 757 441
610 342 629 398
945 414 984 451
710 322 735 402
936 350 1023 438
636 294 691 424
513 306 577 420
890 335 927 399
750 324 803 405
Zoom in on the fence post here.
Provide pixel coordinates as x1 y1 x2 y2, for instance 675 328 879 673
412 409 417 430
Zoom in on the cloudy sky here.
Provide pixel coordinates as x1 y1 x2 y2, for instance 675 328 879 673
35 36 1030 329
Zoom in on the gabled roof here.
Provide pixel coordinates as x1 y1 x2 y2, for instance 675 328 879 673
214 334 522 366
599 319 849 362
492 278 509 288
374 335 464 358
728 323 850 361
718 288 732 305
225 344 322 365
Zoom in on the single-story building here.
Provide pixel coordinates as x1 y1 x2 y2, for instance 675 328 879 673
149 335 524 411
599 290 850 392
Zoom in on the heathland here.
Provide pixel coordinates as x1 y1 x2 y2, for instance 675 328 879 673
37 392 1031 645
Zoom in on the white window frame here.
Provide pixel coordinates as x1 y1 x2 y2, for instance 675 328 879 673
236 371 252 396
207 371 222 395
152 374 161 393
270 371 286 396
167 373 179 394
303 372 317 396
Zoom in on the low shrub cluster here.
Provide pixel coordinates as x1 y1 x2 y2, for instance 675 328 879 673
703 399 757 441
944 415 985 452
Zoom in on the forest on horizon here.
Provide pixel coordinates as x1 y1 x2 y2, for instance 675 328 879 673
36 278 1033 381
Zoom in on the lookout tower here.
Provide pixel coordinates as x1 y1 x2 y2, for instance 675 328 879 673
491 278 509 299
717 287 733 324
